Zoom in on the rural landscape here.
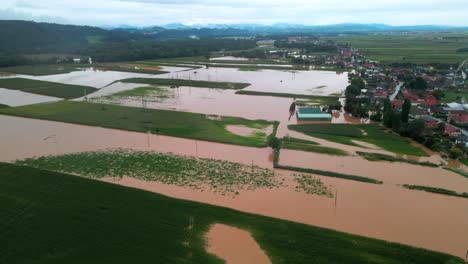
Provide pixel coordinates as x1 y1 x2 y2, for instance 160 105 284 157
1 1 468 263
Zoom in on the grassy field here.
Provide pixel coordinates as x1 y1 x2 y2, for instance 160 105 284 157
235 90 341 105
0 78 97 99
1 162 463 263
282 137 349 156
441 87 468 103
0 103 9 108
357 152 439 167
0 65 80 76
0 101 275 147
288 124 428 156
14 149 281 196
402 184 468 199
120 78 251 90
328 33 468 64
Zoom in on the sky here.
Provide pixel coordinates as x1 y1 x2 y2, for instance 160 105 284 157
1 0 467 27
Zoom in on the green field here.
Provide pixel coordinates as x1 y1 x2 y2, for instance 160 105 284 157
441 87 468 103
0 65 80 76
288 124 428 156
0 103 9 108
1 162 463 263
235 90 341 105
0 101 275 147
0 78 97 99
329 33 468 64
14 149 281 196
282 137 349 156
120 78 251 90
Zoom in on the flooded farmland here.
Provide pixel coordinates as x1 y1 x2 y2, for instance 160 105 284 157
0 88 62 106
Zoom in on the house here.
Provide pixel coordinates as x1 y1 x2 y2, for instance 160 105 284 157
448 114 468 126
296 107 332 121
455 136 468 147
410 107 428 119
392 100 404 110
73 58 81 63
422 95 439 107
445 125 461 138
421 115 440 128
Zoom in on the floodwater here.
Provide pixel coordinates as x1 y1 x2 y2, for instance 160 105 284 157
155 67 349 96
205 224 271 264
0 88 62 106
210 56 249 61
103 174 468 259
225 125 272 137
2 115 468 257
0 115 272 168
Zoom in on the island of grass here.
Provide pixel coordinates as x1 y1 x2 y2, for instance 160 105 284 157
120 77 251 90
0 101 276 147
402 184 468 199
357 152 439 167
235 90 341 105
1 162 464 263
0 65 80 76
288 123 428 156
282 137 349 156
0 78 97 99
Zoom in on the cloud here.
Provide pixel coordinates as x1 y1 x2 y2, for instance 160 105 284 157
0 0 467 27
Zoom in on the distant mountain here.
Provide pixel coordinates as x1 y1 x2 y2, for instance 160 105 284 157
162 23 192 30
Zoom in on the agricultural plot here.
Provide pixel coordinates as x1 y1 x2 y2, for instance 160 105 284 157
235 90 341 105
282 137 349 156
2 162 463 263
329 33 468 64
14 149 282 196
121 77 251 90
0 101 276 147
288 124 428 156
0 65 80 76
0 78 97 99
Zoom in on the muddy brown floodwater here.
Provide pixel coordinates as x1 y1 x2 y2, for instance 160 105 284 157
2 115 468 258
205 224 271 264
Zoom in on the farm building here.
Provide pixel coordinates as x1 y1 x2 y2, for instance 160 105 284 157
296 107 332 121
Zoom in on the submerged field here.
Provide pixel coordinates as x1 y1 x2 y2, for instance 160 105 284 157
0 78 97 99
0 162 464 263
121 77 251 90
0 101 276 147
288 124 428 156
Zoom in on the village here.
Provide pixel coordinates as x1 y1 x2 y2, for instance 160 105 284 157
259 35 468 162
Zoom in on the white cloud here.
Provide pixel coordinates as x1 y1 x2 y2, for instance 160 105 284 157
0 0 467 26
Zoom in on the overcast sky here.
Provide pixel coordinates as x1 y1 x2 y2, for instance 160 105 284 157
1 0 467 27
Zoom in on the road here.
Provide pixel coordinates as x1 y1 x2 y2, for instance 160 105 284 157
389 82 404 101
457 59 468 71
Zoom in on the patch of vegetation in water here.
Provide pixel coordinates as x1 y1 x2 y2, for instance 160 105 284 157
235 90 341 105
283 137 349 156
443 166 468 179
14 149 283 196
120 77 251 90
0 101 275 147
0 65 80 76
0 77 97 99
238 67 259 71
2 162 463 263
288 124 428 157
294 174 334 197
357 152 439 167
402 184 468 199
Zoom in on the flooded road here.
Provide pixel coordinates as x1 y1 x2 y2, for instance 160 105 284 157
206 224 271 264
103 174 468 259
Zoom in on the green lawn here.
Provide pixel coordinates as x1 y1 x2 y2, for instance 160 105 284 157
0 65 80 76
288 124 428 156
235 90 341 105
120 78 251 90
0 78 97 99
0 162 463 263
0 101 276 147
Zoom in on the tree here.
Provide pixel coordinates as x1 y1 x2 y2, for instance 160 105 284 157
449 147 463 159
267 137 282 151
436 122 446 134
406 119 426 140
345 85 361 99
411 77 428 90
392 112 402 132
383 99 391 113
401 99 411 123
432 90 445 100
383 108 394 128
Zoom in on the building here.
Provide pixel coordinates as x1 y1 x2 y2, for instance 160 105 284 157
296 108 332 121
421 115 440 128
445 125 461 138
